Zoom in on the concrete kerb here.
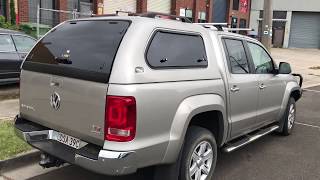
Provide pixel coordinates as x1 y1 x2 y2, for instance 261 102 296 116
0 150 40 174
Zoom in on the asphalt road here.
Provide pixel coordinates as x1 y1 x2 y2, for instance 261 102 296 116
2 87 320 180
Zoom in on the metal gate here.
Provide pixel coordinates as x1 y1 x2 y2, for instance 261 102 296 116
147 0 171 14
289 12 320 48
103 0 136 14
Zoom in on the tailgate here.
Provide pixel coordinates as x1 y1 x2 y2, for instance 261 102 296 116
20 70 107 146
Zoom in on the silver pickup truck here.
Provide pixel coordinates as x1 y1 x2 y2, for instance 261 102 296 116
15 14 302 180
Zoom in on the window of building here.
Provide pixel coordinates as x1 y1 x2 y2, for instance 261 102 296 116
224 39 250 74
198 11 206 23
146 31 207 68
185 9 193 22
239 19 246 28
273 11 287 19
233 0 240 10
259 10 287 19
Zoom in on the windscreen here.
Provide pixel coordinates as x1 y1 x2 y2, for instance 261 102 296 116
23 20 130 83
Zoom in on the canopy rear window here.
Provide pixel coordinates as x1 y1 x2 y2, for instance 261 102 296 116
23 20 130 83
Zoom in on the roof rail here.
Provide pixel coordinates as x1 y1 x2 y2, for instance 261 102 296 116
225 28 253 32
194 23 228 31
92 11 192 23
135 12 192 23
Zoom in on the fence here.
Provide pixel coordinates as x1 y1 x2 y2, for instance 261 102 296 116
36 4 93 39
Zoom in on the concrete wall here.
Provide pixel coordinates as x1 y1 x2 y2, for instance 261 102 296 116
250 0 320 48
251 0 320 12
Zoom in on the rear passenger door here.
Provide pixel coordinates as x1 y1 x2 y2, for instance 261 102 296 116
222 38 260 138
246 42 286 125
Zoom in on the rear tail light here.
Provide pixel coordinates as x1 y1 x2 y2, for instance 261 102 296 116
105 96 136 142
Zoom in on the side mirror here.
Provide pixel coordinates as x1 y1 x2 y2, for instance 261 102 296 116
278 62 292 74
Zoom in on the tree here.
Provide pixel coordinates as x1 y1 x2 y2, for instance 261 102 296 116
10 0 16 24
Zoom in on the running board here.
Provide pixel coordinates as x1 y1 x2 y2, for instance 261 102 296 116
223 125 279 153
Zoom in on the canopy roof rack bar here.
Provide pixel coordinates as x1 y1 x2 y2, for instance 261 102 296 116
194 23 229 31
225 28 254 31
92 11 192 23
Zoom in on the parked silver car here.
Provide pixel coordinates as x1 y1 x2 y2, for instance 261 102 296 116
15 15 302 180
0 28 36 85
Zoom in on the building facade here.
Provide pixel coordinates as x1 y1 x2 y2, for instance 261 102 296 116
250 0 320 48
18 0 95 27
212 0 251 29
16 0 213 26
100 0 213 23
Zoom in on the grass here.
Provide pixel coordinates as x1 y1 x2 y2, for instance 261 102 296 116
0 120 32 160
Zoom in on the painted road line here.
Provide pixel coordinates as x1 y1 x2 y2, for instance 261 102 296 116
296 122 320 129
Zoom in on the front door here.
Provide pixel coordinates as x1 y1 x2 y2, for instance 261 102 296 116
246 42 286 125
223 38 259 139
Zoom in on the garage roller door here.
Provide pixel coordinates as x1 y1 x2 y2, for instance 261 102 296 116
289 12 320 48
147 0 171 14
104 0 136 14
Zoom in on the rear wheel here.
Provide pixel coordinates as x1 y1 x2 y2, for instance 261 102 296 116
153 126 217 180
280 97 296 136
180 126 217 180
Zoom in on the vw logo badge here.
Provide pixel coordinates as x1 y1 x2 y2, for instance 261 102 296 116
50 92 61 110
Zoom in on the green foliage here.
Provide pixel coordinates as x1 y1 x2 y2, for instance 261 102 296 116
19 23 33 34
0 121 32 160
0 15 17 30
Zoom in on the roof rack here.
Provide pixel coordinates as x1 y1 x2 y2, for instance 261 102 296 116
137 12 192 23
194 23 254 32
194 23 228 31
92 11 192 23
224 28 254 32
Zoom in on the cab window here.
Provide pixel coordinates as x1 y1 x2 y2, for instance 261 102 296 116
247 42 274 74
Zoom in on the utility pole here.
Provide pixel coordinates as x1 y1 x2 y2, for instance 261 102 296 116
261 0 273 51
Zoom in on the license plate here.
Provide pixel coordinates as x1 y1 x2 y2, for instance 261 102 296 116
55 132 81 149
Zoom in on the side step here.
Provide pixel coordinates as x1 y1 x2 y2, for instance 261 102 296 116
223 125 279 153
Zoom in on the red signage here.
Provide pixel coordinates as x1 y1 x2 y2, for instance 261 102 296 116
240 0 248 13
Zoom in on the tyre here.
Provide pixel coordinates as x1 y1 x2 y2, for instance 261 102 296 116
153 126 217 180
179 126 217 180
280 97 296 136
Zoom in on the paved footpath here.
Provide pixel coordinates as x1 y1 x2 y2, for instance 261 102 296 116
272 48 320 88
0 99 19 121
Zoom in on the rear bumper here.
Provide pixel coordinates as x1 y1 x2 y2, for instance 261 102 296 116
14 116 138 175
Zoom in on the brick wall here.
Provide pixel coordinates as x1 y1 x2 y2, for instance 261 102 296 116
136 0 147 13
18 0 28 23
57 0 68 22
171 0 212 22
227 0 251 27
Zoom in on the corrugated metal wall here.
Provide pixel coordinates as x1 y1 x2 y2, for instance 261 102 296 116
147 0 171 14
289 12 320 48
103 0 136 14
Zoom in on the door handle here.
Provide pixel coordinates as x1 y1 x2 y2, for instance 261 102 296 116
259 84 267 89
230 86 240 92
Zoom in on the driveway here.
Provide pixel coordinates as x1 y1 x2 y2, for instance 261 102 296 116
2 87 320 180
272 48 320 88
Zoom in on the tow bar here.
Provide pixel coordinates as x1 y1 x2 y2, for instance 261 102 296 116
39 153 65 168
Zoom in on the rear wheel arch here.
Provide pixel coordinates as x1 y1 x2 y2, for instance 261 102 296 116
161 94 227 164
188 111 224 147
